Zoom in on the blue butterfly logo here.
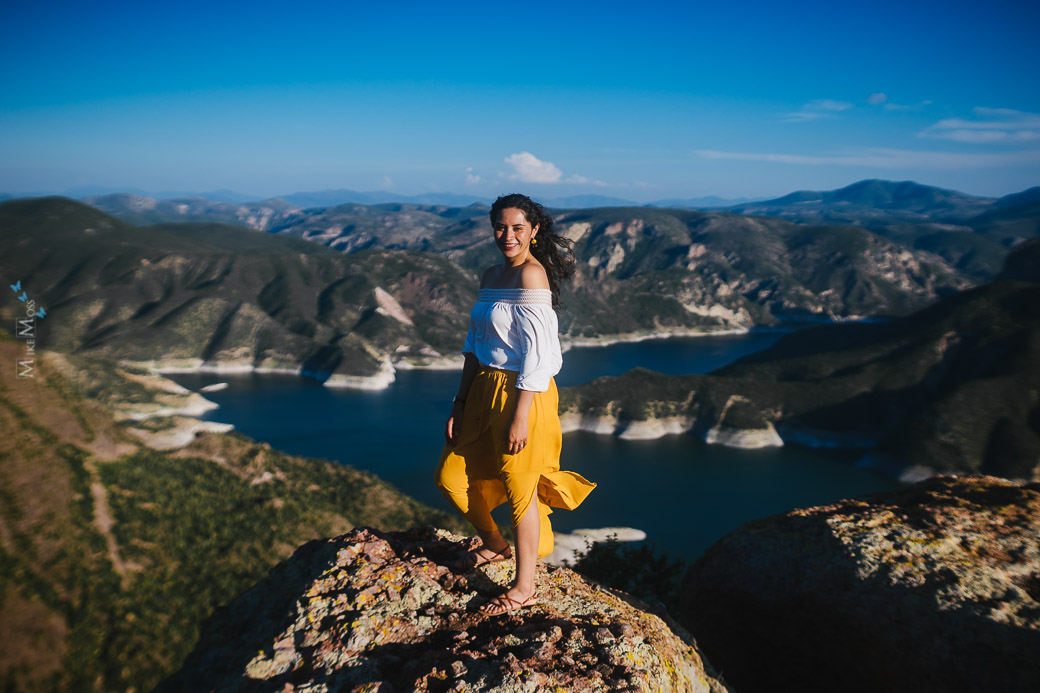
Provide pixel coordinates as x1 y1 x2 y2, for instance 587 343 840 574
36 308 46 318
9 280 21 292
17 291 27 302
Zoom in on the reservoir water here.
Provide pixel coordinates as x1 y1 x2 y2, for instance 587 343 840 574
168 329 903 563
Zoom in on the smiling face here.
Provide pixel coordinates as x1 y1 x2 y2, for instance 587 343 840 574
493 207 539 261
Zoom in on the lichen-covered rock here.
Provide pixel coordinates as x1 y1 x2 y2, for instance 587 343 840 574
681 475 1040 693
160 526 728 692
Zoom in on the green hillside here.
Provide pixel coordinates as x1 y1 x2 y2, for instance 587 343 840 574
0 337 464 691
0 197 477 379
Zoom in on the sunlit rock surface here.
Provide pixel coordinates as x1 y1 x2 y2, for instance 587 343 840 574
681 475 1040 693
161 527 728 692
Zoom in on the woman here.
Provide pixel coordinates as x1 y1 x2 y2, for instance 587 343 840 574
435 193 596 615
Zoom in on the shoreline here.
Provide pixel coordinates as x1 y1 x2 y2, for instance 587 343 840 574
559 411 783 448
123 326 760 393
544 527 647 566
560 410 919 483
560 326 750 351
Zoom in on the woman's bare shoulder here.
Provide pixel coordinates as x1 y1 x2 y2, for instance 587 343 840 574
519 261 550 290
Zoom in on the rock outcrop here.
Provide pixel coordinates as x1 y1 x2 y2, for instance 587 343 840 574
161 527 728 693
681 475 1040 693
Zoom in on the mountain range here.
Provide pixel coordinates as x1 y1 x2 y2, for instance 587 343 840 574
95 191 982 326
78 179 1039 283
5 185 764 210
7 178 1028 216
0 195 986 390
559 238 1040 481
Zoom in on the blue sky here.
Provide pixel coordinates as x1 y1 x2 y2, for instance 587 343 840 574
2 0 1038 200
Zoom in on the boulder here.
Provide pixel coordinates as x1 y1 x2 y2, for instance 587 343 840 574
161 526 728 692
681 475 1040 692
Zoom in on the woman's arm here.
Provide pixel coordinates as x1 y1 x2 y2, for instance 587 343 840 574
445 352 479 445
507 260 552 453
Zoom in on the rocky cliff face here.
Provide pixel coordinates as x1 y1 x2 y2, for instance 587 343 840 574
161 527 728 693
681 475 1040 693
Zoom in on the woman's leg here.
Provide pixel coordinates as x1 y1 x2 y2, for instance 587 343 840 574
436 451 511 559
481 484 539 614
512 484 540 596
462 482 511 559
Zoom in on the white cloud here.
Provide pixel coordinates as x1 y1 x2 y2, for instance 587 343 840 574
380 176 395 188
782 99 853 122
695 147 1040 169
867 93 887 106
565 174 608 186
504 152 563 183
502 152 606 186
919 107 1040 143
883 100 932 111
782 111 830 122
464 167 482 184
810 99 853 111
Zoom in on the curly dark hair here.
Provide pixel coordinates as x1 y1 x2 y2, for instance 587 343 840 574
489 193 575 309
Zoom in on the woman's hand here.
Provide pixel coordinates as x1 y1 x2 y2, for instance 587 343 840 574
507 414 529 455
506 388 536 455
445 401 465 445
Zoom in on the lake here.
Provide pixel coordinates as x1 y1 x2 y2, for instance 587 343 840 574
168 329 903 563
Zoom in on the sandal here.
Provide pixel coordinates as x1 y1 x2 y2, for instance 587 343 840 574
480 592 539 616
455 545 513 571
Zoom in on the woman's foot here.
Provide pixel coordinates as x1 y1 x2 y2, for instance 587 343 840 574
480 587 538 616
455 544 513 571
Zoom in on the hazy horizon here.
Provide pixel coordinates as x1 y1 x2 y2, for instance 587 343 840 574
1 176 1034 206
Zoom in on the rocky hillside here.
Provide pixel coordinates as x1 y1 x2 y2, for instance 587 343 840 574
84 193 302 230
681 475 1040 693
8 195 977 369
0 197 476 385
557 207 970 331
723 180 1040 281
0 336 464 692
260 202 973 331
559 239 1040 481
84 180 1040 288
160 526 729 693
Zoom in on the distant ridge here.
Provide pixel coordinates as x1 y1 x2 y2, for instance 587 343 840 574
649 195 767 209
277 189 488 209
739 179 994 214
991 185 1040 209
3 178 1033 213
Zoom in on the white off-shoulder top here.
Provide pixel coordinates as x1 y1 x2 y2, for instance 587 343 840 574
462 288 562 392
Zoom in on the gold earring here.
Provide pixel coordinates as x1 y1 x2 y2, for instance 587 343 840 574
531 237 538 245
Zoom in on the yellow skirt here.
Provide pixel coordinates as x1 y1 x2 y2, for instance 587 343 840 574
435 366 596 558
